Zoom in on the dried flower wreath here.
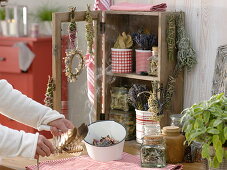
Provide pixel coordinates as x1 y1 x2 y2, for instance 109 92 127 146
64 7 85 82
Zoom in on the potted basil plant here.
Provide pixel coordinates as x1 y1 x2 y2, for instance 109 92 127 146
0 8 7 36
181 93 227 169
35 6 60 35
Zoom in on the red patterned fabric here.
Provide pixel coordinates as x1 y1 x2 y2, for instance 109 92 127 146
85 0 111 104
94 0 112 10
86 53 95 103
26 152 183 170
111 49 133 73
135 50 152 74
110 2 167 12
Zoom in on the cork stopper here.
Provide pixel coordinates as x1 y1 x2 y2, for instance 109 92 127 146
162 126 181 136
143 135 164 145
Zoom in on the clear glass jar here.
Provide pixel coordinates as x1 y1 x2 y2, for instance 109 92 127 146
109 110 136 141
147 47 158 76
110 87 129 111
191 141 202 163
140 135 166 168
169 114 183 128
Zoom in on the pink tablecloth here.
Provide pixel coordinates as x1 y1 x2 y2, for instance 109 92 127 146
26 152 183 170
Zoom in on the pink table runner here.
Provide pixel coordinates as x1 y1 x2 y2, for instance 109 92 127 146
26 152 183 170
110 2 167 12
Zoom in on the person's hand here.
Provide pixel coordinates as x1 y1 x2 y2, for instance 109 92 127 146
34 135 55 159
48 118 74 136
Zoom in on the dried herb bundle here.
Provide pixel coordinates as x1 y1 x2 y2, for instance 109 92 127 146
128 84 149 111
132 29 157 50
164 12 197 110
44 76 55 109
167 15 176 61
175 12 197 72
85 5 94 55
113 32 133 49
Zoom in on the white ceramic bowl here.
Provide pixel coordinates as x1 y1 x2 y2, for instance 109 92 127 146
84 120 126 162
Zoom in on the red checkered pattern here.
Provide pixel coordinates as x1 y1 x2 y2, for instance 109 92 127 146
26 152 183 170
135 50 152 74
111 49 133 73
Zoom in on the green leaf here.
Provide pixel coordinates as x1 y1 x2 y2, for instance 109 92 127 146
213 119 222 127
207 128 220 134
189 131 202 140
212 156 220 168
201 143 210 159
224 127 227 139
216 145 224 163
204 111 210 124
212 135 219 148
219 130 226 144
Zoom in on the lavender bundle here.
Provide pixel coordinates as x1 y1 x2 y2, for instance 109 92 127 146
128 84 150 111
132 31 157 50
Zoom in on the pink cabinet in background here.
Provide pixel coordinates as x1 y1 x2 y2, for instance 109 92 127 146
0 36 53 138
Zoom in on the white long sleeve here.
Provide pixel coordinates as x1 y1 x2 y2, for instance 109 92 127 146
0 79 65 158
0 79 64 129
0 125 38 158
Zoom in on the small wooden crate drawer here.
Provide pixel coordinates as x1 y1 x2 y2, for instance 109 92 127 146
0 46 20 73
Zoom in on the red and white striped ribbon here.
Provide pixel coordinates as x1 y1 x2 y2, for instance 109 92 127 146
94 0 112 10
86 0 112 104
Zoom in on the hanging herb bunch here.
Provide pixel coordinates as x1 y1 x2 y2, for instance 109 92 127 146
64 7 85 82
132 28 157 50
85 5 94 54
44 75 55 109
164 12 197 109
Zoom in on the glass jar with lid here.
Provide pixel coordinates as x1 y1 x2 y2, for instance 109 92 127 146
162 126 185 163
140 135 166 168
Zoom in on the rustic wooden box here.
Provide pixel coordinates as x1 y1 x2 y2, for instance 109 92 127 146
52 10 184 127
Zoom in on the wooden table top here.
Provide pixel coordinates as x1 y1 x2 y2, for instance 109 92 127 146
0 140 205 170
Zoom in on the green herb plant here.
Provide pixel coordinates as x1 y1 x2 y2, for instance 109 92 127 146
36 6 60 21
181 93 227 168
0 8 5 20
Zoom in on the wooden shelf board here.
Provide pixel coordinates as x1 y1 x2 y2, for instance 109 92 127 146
106 72 159 81
105 11 160 16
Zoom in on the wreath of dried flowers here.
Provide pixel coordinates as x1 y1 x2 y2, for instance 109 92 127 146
65 49 84 82
85 5 94 55
64 7 85 82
